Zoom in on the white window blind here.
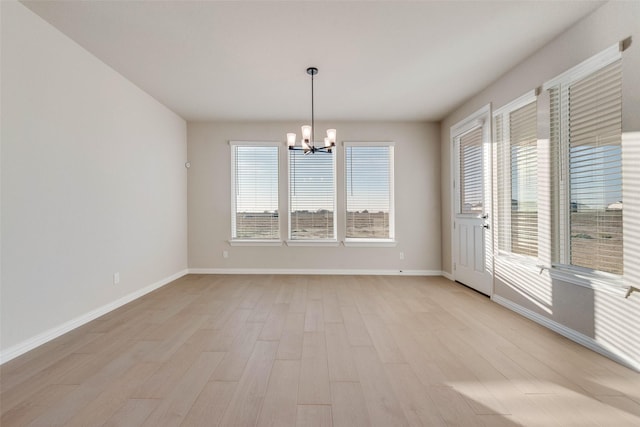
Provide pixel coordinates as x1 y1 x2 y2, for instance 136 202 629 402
345 144 394 240
231 144 279 240
549 58 623 275
459 127 484 214
494 98 538 257
289 150 336 240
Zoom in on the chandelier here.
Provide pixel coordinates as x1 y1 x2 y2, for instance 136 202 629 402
287 67 336 154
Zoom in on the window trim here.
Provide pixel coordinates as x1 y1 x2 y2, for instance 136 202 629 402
541 42 623 279
229 239 282 247
343 141 396 245
542 42 621 90
287 145 337 243
285 239 340 247
343 239 397 248
229 140 281 244
545 263 626 294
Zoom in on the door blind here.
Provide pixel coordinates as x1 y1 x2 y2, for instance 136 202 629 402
459 127 484 214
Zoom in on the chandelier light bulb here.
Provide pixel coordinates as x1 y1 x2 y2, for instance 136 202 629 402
287 133 296 147
301 125 312 142
326 129 336 145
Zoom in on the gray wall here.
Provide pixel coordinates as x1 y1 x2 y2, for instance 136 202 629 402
1 2 188 356
440 1 640 369
188 121 441 273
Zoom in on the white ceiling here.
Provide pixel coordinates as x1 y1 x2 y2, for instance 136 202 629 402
22 1 604 122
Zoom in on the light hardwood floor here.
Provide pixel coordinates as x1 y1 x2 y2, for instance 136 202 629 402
1 274 639 426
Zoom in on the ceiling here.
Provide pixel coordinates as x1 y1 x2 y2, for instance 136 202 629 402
22 1 604 122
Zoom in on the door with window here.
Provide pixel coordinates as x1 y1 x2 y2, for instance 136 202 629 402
452 106 493 296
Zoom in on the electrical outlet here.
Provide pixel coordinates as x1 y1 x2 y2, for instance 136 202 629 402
399 252 405 260
113 272 120 284
223 250 229 259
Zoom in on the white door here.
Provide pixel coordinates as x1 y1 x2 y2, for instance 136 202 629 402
452 107 493 296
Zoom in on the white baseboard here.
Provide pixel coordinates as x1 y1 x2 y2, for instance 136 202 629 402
0 269 189 365
442 271 454 281
188 268 443 276
492 294 640 373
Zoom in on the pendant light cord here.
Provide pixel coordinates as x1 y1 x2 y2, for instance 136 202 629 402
311 71 315 147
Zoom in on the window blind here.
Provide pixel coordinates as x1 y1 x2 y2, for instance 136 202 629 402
567 60 623 275
232 145 279 239
289 150 336 240
459 127 484 214
549 86 563 265
549 59 623 275
509 102 538 256
495 113 508 250
495 97 538 257
345 145 393 239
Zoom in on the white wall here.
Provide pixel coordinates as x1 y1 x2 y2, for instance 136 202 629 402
0 2 188 360
188 121 440 274
440 1 640 370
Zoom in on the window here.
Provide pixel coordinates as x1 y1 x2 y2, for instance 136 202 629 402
545 45 623 275
345 143 395 242
288 149 336 241
458 127 484 214
230 142 280 242
494 93 538 258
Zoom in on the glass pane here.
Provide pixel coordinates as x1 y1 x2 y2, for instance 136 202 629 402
510 102 538 257
233 146 279 239
289 150 335 240
459 127 483 214
346 146 391 239
568 60 622 275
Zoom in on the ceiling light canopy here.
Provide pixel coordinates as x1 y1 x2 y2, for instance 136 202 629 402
287 67 336 154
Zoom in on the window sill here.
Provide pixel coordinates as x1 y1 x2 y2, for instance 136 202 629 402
286 240 340 247
541 264 626 295
537 264 629 294
229 240 283 247
497 253 627 296
343 239 397 247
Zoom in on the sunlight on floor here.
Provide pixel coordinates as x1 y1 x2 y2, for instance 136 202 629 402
448 379 640 425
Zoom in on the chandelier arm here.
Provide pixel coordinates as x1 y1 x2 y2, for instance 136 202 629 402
289 146 332 154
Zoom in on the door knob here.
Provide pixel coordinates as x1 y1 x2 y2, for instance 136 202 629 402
483 224 490 229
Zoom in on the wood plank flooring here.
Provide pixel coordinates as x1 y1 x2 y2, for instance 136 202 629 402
2 274 640 426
